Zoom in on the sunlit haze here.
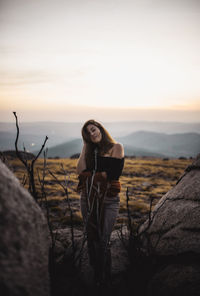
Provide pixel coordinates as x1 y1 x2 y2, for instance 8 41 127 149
0 0 200 122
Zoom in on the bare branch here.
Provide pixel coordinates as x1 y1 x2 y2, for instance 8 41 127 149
32 136 48 166
13 112 27 168
13 112 48 201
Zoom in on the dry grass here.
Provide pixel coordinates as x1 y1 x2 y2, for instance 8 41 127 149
6 156 192 227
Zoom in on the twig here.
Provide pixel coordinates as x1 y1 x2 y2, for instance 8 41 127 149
126 187 133 237
37 149 54 246
48 168 76 261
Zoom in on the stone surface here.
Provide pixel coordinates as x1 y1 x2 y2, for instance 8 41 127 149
140 154 200 256
139 154 200 295
0 160 50 296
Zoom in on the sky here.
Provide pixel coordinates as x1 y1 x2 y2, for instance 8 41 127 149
0 0 200 122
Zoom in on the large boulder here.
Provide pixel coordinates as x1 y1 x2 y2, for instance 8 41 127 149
0 160 50 296
139 154 200 295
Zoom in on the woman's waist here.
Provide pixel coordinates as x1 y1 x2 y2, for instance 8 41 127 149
81 192 120 203
80 169 120 181
77 171 121 186
77 171 121 196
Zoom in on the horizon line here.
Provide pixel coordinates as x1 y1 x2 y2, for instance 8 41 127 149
1 120 200 124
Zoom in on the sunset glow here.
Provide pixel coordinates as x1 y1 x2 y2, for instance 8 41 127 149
0 0 200 122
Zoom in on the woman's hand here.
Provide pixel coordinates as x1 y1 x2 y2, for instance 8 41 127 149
101 171 107 178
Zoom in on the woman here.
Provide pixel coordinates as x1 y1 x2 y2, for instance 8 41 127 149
76 119 124 285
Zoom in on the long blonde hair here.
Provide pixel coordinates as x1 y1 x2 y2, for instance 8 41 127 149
82 119 116 169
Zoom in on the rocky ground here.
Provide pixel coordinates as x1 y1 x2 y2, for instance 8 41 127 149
2 154 198 296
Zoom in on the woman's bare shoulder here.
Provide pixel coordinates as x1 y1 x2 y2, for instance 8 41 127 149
111 142 124 158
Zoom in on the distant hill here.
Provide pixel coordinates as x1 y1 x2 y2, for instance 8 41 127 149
118 131 200 158
0 131 50 152
36 131 200 158
39 139 83 158
123 144 166 157
1 121 200 158
0 130 75 152
1 150 35 160
37 139 165 158
0 121 200 152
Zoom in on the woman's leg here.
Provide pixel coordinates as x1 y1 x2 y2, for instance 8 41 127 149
100 195 120 244
80 194 120 283
98 195 120 283
80 195 98 268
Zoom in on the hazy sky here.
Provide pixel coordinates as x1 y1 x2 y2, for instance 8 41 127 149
0 0 200 122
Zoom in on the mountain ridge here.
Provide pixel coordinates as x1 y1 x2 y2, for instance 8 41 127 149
30 131 200 158
0 122 199 158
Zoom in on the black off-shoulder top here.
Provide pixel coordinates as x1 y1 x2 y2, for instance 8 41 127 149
97 155 124 180
84 154 125 181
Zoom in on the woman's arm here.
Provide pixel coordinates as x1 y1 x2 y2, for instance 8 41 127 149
76 143 87 175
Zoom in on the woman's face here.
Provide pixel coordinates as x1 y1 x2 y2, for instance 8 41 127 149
86 124 102 143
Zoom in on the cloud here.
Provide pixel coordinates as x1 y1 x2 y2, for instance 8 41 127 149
0 70 56 87
1 104 200 123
